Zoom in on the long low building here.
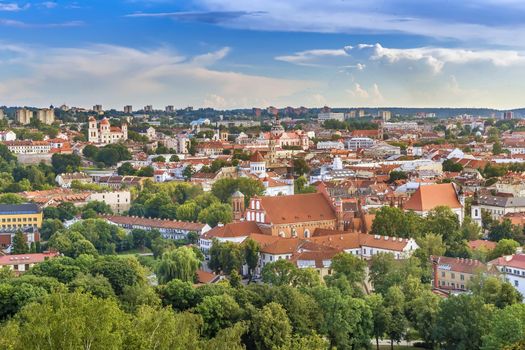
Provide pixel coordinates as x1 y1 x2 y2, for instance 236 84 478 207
103 215 211 240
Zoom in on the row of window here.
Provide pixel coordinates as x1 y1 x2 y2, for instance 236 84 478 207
1 217 38 223
441 271 469 280
439 280 466 289
1 224 38 229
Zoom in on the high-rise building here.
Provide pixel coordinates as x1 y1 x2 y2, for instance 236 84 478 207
16 108 33 125
0 109 4 119
503 111 514 120
144 105 153 113
165 105 174 113
37 108 55 125
93 105 103 113
358 110 366 118
123 105 133 114
380 110 392 122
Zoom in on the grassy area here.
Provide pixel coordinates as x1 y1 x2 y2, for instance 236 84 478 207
377 346 422 350
117 247 152 257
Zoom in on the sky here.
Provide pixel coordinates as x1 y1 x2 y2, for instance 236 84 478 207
1 0 525 109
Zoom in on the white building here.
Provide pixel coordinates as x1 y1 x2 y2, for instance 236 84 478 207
88 190 131 214
318 112 345 123
317 141 345 150
37 108 55 125
3 140 51 154
0 130 16 142
88 117 128 144
489 254 525 298
347 137 375 150
16 108 33 125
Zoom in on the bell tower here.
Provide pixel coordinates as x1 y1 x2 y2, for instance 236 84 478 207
231 191 245 222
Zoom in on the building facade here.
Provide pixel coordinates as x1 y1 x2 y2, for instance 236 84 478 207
88 117 128 144
0 204 43 231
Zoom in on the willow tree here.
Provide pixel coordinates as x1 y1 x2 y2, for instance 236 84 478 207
156 246 200 284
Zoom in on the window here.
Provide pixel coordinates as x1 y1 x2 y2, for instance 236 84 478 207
460 274 464 281
441 271 445 277
269 256 273 261
451 273 455 279
515 280 519 287
363 249 367 254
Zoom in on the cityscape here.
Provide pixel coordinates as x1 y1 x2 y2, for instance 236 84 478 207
2 1 525 350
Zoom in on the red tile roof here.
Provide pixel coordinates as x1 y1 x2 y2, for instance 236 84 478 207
259 193 336 224
0 252 59 266
404 183 461 211
468 240 497 251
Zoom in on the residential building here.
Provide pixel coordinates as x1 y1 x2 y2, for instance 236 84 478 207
93 105 103 113
88 191 131 213
317 141 345 150
88 117 128 144
503 111 514 120
3 140 51 154
16 108 33 125
37 108 55 125
0 130 16 142
0 252 59 274
0 227 40 252
471 195 525 224
489 254 525 297
318 112 345 123
165 105 174 112
55 172 93 188
380 110 392 122
0 109 4 119
347 137 375 150
432 256 491 291
144 105 153 113
0 203 43 230
123 105 133 114
104 215 211 240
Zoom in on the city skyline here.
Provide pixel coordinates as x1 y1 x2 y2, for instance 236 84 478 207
2 0 525 109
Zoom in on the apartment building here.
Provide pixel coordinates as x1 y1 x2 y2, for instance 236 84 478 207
0 204 43 230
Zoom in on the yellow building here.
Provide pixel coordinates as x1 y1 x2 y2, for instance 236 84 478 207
0 204 43 230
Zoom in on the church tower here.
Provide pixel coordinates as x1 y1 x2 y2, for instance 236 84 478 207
88 116 99 143
232 191 245 222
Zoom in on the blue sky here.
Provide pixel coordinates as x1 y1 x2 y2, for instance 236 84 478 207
1 0 525 109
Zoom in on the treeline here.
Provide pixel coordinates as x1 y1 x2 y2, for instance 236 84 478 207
127 179 264 226
0 244 523 349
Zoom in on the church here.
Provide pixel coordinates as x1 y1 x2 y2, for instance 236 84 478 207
88 117 128 144
231 191 344 238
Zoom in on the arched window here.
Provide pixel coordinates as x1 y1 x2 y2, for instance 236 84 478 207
304 229 310 238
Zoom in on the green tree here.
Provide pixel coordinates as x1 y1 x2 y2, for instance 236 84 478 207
251 302 292 350
157 279 197 311
11 231 29 254
1 292 129 350
0 193 24 204
367 294 389 350
384 286 408 349
488 239 520 260
470 275 522 308
388 170 408 183
198 203 233 227
483 303 525 350
117 162 136 175
183 165 195 181
435 295 492 350
442 159 464 172
209 241 244 275
408 289 440 348
371 206 422 238
261 259 296 286
243 238 260 281
195 294 242 338
51 153 80 174
293 157 310 176
90 256 145 295
156 246 201 284
69 273 115 299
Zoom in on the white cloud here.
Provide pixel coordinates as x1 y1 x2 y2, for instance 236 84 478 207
190 0 525 46
278 43 525 74
0 19 83 28
0 2 29 11
0 43 317 109
346 83 384 103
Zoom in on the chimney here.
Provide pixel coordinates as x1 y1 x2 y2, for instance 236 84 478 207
432 257 439 289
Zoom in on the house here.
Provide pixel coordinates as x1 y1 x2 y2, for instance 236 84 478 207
3 140 51 154
55 172 93 188
104 215 210 241
199 221 264 254
0 251 59 274
0 130 16 142
309 229 419 260
0 227 40 253
432 256 491 291
404 183 464 223
471 194 525 225
489 253 525 297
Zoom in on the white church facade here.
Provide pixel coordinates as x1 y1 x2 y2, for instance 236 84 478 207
88 117 128 144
